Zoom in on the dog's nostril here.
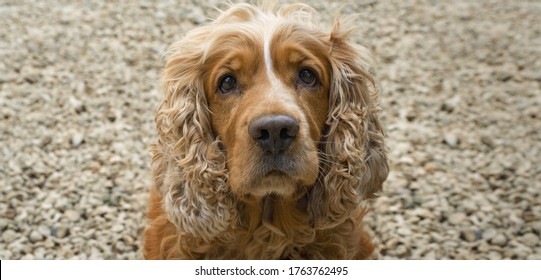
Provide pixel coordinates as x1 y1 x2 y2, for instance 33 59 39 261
259 129 270 141
248 115 299 154
280 128 287 139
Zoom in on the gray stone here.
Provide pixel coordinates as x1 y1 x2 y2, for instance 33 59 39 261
491 234 508 247
2 229 18 243
520 233 540 247
460 229 481 242
487 251 502 260
29 230 43 243
64 210 80 222
448 212 467 225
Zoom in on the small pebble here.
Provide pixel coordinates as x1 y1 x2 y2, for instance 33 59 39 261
448 212 467 225
519 233 540 247
57 226 70 238
29 230 43 243
423 162 437 174
68 97 85 113
70 133 84 147
112 224 124 232
487 251 502 260
480 135 496 149
51 225 69 238
460 228 481 242
64 210 81 222
39 136 53 148
441 96 461 113
122 234 135 245
491 233 508 247
2 229 18 243
443 133 459 148
38 225 50 236
483 228 497 240
90 161 101 173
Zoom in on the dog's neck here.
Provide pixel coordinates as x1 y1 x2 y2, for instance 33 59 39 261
240 192 311 234
262 194 277 224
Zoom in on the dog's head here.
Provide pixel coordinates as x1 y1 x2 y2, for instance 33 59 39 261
153 2 388 240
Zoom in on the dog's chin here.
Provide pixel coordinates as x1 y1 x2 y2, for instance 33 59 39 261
233 171 301 200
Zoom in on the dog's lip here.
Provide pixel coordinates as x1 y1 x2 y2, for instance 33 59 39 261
265 169 288 177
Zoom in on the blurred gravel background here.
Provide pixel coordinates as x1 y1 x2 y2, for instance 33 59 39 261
1 0 540 259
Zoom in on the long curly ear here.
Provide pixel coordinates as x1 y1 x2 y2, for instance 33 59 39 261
151 28 238 242
313 17 388 228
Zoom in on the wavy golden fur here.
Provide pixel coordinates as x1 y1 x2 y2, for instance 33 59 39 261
143 1 388 259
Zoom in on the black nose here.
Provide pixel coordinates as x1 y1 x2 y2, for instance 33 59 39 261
248 115 299 154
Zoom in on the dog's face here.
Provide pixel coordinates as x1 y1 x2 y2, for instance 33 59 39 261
154 3 388 241
202 23 331 199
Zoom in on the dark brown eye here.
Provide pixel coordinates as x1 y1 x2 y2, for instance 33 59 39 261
298 69 317 86
219 75 237 93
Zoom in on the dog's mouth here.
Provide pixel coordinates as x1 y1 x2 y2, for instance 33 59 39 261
231 143 319 199
256 153 297 176
265 169 288 177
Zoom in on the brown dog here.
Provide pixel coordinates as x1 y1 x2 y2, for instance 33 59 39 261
143 2 388 259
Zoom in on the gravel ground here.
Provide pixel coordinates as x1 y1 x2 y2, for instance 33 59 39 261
1 0 540 260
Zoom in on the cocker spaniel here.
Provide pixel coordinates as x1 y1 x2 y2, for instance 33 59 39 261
143 2 388 259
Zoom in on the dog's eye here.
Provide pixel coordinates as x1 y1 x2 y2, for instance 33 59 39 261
218 75 237 93
298 69 317 87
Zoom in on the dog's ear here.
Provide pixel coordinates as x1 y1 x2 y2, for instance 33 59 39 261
151 27 238 242
310 17 388 228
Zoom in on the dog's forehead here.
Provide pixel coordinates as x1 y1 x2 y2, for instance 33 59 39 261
205 15 326 55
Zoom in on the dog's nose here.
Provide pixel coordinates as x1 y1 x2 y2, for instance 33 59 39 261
248 115 299 154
